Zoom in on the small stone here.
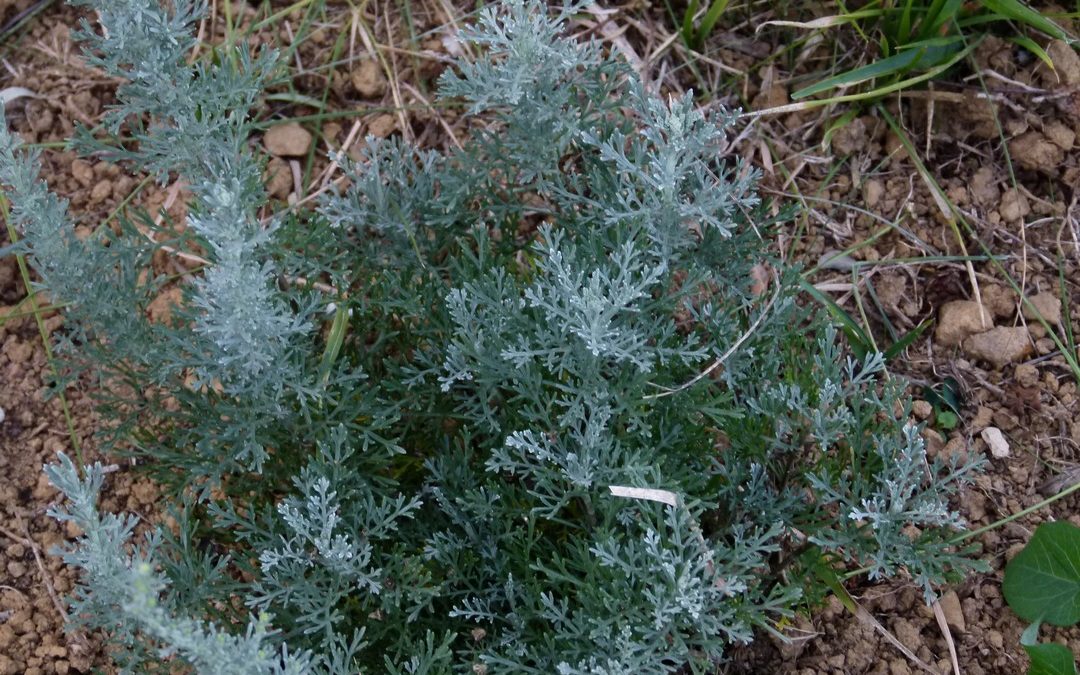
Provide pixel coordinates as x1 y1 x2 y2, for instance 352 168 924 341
6 561 26 579
937 590 966 634
981 427 1010 458
263 123 313 157
367 114 396 139
831 117 867 155
4 340 32 364
864 179 884 209
971 406 993 430
0 406 4 424
981 284 1017 318
912 399 933 420
1009 132 1064 173
961 490 987 522
970 166 999 207
70 159 94 187
922 427 946 457
1045 121 1075 150
993 407 1020 431
351 60 386 98
936 300 993 347
264 157 292 199
963 326 1034 368
942 436 967 462
1015 363 1039 387
88 178 112 205
998 187 1030 223
1046 40 1080 86
1022 291 1062 326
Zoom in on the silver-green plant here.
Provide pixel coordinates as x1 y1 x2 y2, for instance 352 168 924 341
0 0 985 672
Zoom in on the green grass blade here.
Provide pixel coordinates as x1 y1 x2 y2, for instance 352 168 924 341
793 49 924 99
1008 35 1056 70
897 0 915 44
791 38 977 103
791 37 963 100
978 0 1072 39
318 301 350 388
884 318 933 360
694 0 732 47
682 0 701 46
921 0 965 38
799 277 873 359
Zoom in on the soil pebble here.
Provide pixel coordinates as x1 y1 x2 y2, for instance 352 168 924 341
938 590 966 634
981 284 1017 318
1022 291 1062 326
1008 131 1064 173
912 399 932 420
263 123 313 157
367 114 397 138
963 326 1034 368
1046 39 1080 86
998 187 1030 223
935 300 992 347
264 157 293 199
981 427 1010 458
351 59 386 98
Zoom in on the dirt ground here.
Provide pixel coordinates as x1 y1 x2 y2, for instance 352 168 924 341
1 2 1079 674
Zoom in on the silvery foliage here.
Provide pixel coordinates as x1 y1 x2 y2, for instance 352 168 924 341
69 0 311 398
45 453 313 674
1 0 990 671
736 326 985 601
0 0 324 475
246 429 424 644
802 335 983 601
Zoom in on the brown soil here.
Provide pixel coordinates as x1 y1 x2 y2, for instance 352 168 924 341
1 2 1078 674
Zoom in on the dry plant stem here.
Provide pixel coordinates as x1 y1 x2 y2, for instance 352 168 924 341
379 0 413 143
308 119 363 191
932 600 961 675
955 478 1080 545
581 5 645 80
399 82 464 150
0 519 69 624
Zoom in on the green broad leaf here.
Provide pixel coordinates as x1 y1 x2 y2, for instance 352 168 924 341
935 410 959 430
1004 521 1080 626
923 376 963 416
978 0 1072 40
1025 642 1079 675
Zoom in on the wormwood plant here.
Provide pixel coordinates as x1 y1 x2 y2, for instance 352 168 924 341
0 0 986 671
